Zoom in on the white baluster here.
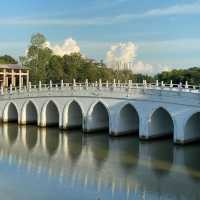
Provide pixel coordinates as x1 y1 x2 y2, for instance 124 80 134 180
113 79 116 89
0 86 3 95
73 79 76 87
106 81 109 88
29 82 32 92
128 80 132 89
85 79 88 89
185 81 188 89
9 84 12 94
39 81 42 91
143 80 147 88
117 80 120 87
156 80 159 87
49 80 52 89
170 80 173 88
60 80 64 89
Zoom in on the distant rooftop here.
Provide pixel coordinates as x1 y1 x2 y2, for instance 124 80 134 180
0 64 28 70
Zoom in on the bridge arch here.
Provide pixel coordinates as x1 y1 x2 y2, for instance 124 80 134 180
21 100 38 125
149 107 174 137
116 103 139 135
62 100 84 129
184 111 200 141
86 100 110 132
41 100 60 127
3 102 18 123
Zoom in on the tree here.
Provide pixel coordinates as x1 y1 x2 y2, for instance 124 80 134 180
0 55 17 64
31 33 47 48
62 53 83 82
47 55 64 82
20 33 52 83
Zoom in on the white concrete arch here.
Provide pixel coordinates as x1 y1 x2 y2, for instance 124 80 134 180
62 100 84 130
86 100 111 133
3 102 19 123
115 103 140 135
148 107 174 138
184 111 200 142
40 100 60 127
21 100 38 125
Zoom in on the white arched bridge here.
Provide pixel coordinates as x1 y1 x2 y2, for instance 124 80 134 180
0 79 200 144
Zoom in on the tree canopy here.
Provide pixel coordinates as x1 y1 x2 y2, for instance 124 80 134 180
0 55 17 64
18 33 200 85
19 33 153 84
155 67 200 85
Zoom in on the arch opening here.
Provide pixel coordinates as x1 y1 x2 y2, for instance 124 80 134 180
118 104 139 135
46 101 59 127
66 101 83 129
89 102 109 132
184 112 200 141
149 107 174 137
6 103 18 123
26 102 37 125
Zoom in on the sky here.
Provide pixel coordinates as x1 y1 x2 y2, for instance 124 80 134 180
1 0 200 74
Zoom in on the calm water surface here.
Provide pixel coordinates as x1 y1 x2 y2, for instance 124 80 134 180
0 124 199 200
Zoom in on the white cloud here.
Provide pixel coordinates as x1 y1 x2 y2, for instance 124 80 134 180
131 61 172 75
105 42 169 75
144 2 200 17
106 42 137 69
45 38 80 56
0 17 114 27
1 2 200 27
115 2 200 21
132 61 154 75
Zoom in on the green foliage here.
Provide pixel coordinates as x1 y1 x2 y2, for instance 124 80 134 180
155 67 200 85
0 55 17 64
20 33 52 83
19 33 200 85
31 33 47 48
47 55 64 81
19 33 152 84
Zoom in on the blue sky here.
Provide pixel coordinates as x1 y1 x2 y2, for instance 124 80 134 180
1 0 200 72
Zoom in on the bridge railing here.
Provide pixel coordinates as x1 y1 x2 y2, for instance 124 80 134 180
1 79 200 97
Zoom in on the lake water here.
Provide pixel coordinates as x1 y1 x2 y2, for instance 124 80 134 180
0 124 199 200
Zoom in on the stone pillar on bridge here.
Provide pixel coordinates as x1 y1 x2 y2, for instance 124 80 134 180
170 80 173 88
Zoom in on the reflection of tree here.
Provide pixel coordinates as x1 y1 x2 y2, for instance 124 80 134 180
66 130 83 164
144 140 174 177
45 128 59 157
180 144 200 181
117 137 139 174
26 126 38 151
88 134 109 169
7 124 18 146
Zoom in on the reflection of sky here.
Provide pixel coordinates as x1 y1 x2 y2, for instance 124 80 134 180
0 159 132 200
0 125 200 199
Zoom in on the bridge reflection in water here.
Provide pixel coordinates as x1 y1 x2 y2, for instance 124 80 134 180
0 124 200 199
